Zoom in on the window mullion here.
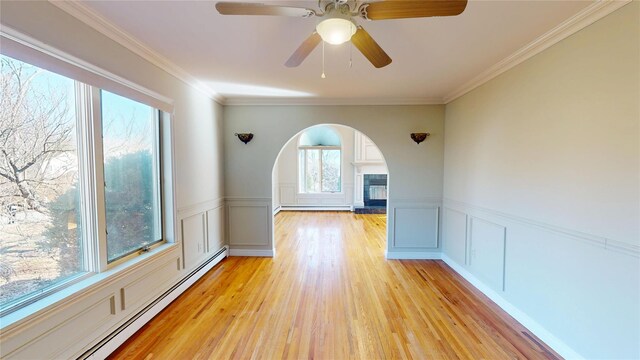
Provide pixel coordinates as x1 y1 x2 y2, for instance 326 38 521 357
300 149 306 193
152 110 162 241
73 83 96 272
319 149 324 193
302 149 309 193
89 86 109 272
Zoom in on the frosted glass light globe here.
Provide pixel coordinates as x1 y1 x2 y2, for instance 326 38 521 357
316 17 356 45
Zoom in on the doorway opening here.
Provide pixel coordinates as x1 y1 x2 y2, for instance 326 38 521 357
271 124 389 253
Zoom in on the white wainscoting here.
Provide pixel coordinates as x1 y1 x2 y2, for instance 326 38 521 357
86 247 228 359
178 197 227 272
279 184 296 205
181 213 206 269
468 217 506 292
226 198 273 254
0 247 182 359
1 196 230 359
278 183 354 208
207 207 225 253
442 207 467 265
120 257 180 312
386 198 441 258
441 198 640 360
4 293 118 359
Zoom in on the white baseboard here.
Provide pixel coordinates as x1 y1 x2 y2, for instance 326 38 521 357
385 251 442 260
86 248 228 359
273 206 281 215
278 206 351 211
440 254 584 360
229 248 275 257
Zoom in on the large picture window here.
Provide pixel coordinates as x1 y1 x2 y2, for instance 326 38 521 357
298 148 341 193
0 55 85 308
0 54 168 315
297 126 342 194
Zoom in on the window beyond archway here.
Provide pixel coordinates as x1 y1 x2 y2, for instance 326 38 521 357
298 126 341 193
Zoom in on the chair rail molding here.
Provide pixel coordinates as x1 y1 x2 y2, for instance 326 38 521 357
443 198 638 258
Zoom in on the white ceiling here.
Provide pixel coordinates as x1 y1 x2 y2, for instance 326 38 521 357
79 0 594 104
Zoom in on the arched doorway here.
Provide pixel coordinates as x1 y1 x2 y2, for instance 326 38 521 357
271 124 389 254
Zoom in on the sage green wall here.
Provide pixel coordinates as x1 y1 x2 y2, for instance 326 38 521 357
442 2 639 358
444 2 639 245
224 105 445 255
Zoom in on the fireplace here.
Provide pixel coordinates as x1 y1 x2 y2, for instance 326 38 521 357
363 174 387 207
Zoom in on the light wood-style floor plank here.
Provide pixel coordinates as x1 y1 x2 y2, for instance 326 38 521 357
109 212 560 360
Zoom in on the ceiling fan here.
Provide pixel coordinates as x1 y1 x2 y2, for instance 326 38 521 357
215 0 468 69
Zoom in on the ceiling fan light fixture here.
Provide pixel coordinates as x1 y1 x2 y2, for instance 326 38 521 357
316 15 356 45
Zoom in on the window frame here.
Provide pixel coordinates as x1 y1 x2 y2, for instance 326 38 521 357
0 53 175 317
98 89 165 266
297 145 342 194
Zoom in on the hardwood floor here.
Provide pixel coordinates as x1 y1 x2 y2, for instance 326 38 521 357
109 212 560 360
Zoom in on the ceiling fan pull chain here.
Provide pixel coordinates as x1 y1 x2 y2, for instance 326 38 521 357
349 41 353 68
321 41 326 79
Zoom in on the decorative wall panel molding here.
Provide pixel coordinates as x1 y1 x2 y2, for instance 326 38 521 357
440 254 583 360
442 207 468 265
227 201 271 247
181 213 206 269
444 198 638 258
3 294 116 359
442 200 640 359
177 197 225 220
206 206 225 254
390 202 440 250
120 257 180 311
468 216 506 292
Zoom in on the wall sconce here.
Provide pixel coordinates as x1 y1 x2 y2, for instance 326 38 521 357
235 133 253 144
410 133 430 144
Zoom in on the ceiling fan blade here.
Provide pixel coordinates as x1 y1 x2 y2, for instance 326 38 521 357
351 26 392 68
215 2 315 17
285 32 322 67
363 0 467 20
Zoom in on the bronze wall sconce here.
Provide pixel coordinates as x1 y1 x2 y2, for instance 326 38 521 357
410 133 430 144
235 133 253 144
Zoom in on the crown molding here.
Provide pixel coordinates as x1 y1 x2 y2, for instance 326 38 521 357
42 1 440 107
223 96 444 106
443 0 632 104
48 0 227 105
1 25 175 109
49 0 630 107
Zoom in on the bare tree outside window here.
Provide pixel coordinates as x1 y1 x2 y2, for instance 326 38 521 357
299 148 341 193
0 55 164 314
0 55 83 307
100 90 162 262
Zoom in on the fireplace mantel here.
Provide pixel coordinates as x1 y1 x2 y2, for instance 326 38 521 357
352 160 385 171
353 131 388 208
